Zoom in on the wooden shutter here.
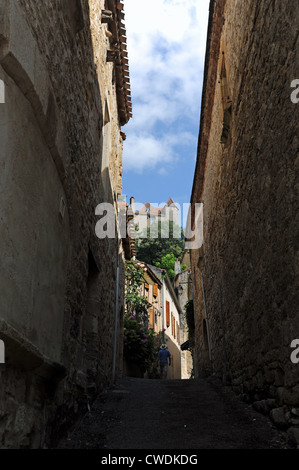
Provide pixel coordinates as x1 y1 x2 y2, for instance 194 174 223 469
166 302 170 327
153 283 158 297
148 307 154 329
144 282 149 290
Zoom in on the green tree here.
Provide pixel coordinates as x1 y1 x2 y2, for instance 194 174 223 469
156 253 187 283
136 220 185 267
125 261 150 323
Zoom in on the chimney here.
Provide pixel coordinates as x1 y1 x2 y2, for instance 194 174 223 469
130 197 135 213
175 259 181 277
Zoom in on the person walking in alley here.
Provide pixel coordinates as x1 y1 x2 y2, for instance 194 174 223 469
158 344 171 379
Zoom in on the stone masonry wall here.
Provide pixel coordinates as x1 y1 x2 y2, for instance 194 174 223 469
191 0 299 440
0 0 127 448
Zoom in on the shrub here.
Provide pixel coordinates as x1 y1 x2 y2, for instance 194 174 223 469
124 316 163 377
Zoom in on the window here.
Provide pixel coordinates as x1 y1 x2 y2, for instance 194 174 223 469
101 100 111 195
171 314 174 337
62 0 84 35
220 53 232 145
153 283 158 298
166 302 170 328
220 56 231 110
148 307 154 329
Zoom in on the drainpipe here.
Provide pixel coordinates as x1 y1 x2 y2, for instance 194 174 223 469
112 239 120 385
200 271 212 365
162 278 165 343
219 282 228 384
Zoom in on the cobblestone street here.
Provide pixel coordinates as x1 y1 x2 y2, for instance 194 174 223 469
57 378 291 450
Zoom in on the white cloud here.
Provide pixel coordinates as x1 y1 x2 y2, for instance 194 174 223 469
124 130 197 173
124 133 177 173
123 0 210 173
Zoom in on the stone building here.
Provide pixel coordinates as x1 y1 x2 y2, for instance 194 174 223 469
0 0 132 448
191 0 299 434
135 198 180 234
149 266 182 380
162 273 182 380
125 260 163 330
174 250 193 379
141 264 163 334
127 261 182 380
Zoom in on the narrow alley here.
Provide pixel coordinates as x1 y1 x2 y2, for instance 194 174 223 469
0 0 298 451
57 377 290 450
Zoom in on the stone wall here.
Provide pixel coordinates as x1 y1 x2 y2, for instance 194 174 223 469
0 0 130 448
191 0 299 440
174 269 193 380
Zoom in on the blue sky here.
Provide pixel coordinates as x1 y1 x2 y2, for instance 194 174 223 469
122 0 210 227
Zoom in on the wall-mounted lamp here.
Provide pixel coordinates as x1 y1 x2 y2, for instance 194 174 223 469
177 285 184 296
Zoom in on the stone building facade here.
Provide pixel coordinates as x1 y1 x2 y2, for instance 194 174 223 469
0 0 132 448
141 264 163 334
191 0 299 437
162 274 182 380
174 251 193 380
135 198 180 235
136 263 182 380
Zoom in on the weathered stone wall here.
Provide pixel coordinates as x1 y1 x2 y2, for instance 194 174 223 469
191 0 299 439
0 0 128 448
174 270 193 379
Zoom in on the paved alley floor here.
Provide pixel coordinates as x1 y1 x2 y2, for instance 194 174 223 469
57 377 290 450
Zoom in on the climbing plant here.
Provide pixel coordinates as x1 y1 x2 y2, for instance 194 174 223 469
125 261 151 323
124 261 165 378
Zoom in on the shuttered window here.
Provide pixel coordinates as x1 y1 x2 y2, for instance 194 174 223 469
148 307 154 329
166 301 170 327
153 283 158 298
